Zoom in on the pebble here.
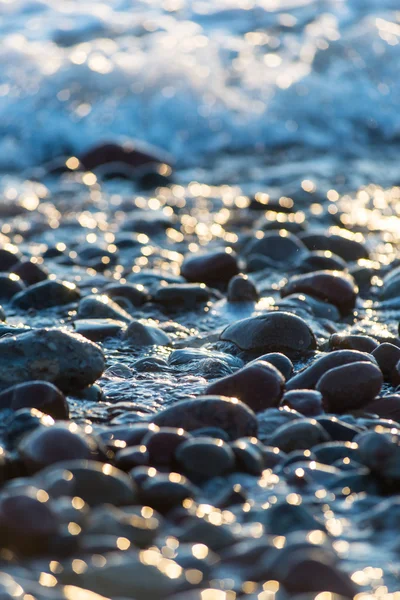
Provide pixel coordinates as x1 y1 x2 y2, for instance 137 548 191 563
176 436 235 479
220 311 316 356
0 328 105 392
115 445 149 470
74 318 125 341
140 472 199 511
123 320 171 346
355 431 400 480
316 361 383 411
0 245 22 270
263 501 325 535
250 352 293 380
329 333 378 353
286 349 378 390
268 418 330 452
154 283 211 309
281 270 358 314
103 282 148 306
180 250 239 286
280 389 324 416
12 279 80 309
142 426 191 467
78 140 173 172
297 250 347 273
206 361 284 412
0 274 25 300
372 342 400 381
226 273 259 302
0 380 69 419
244 230 307 264
39 459 138 506
0 306 5 321
230 439 265 474
316 416 362 442
313 441 360 465
298 230 369 261
364 395 400 421
153 395 258 439
77 294 132 322
11 259 48 285
3 408 54 447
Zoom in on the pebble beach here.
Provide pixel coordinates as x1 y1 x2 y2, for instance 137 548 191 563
1 0 400 599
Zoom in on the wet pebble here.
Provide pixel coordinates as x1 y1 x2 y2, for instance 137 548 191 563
329 333 378 353
0 380 68 419
115 445 149 470
154 283 211 309
297 250 347 273
372 342 400 381
11 259 48 285
77 294 132 322
268 418 330 452
142 426 191 467
298 230 369 261
181 250 239 286
280 389 324 416
316 361 383 411
123 320 171 346
230 439 265 474
175 436 235 479
364 394 400 421
140 472 199 512
153 395 258 439
74 318 125 341
0 273 25 300
250 352 293 380
227 273 259 302
316 416 362 442
281 270 358 315
206 361 285 412
244 230 307 265
0 328 105 392
103 282 148 306
0 245 22 270
220 311 316 356
12 279 80 309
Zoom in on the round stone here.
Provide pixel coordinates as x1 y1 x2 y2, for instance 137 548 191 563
180 250 239 286
140 473 199 512
329 333 378 353
142 427 191 467
372 343 400 380
0 381 69 419
244 230 307 264
0 274 25 300
298 231 369 262
12 279 80 309
230 439 265 475
123 320 171 346
250 352 293 380
268 419 330 452
153 396 258 439
316 361 383 411
227 274 259 302
280 389 324 417
206 361 285 412
220 311 316 356
11 259 48 285
175 437 235 478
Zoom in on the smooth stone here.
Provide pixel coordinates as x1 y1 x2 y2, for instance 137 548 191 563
364 395 400 421
298 294 341 321
281 556 357 596
86 504 161 547
316 416 362 442
283 461 342 486
153 396 258 439
18 424 98 472
230 439 264 475
77 294 132 323
206 361 284 413
3 408 54 447
329 333 378 353
99 423 160 447
286 350 378 390
250 352 293 380
175 437 235 478
257 406 302 441
227 274 259 302
38 460 138 506
74 318 125 341
0 381 68 419
0 487 60 555
268 419 330 452
133 356 169 372
154 283 210 309
316 361 383 411
181 250 239 286
281 270 358 315
220 311 316 356
191 427 230 442
142 427 191 467
0 306 5 321
355 430 400 479
0 246 22 270
280 389 324 417
179 516 237 550
0 328 105 392
280 450 317 469
115 445 149 470
262 446 287 468
79 141 173 171
244 230 307 264
264 501 325 535
313 441 360 465
104 282 148 306
12 279 80 309
298 231 369 261
297 250 347 273
140 473 199 512
372 343 400 380
123 320 171 346
11 259 48 285
0 273 25 300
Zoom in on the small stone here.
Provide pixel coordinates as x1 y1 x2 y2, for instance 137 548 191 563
264 501 325 535
39 460 138 506
313 441 359 465
181 250 239 286
104 282 148 306
140 473 199 512
298 231 369 261
0 487 60 555
153 396 258 439
0 381 68 419
0 273 25 300
244 230 307 265
364 395 400 422
77 294 132 323
281 270 358 315
280 389 324 417
316 361 383 411
329 333 378 353
268 419 330 452
154 283 211 309
142 427 191 467
0 328 105 392
220 311 316 356
74 318 125 341
133 356 169 372
11 259 48 285
12 279 80 309
206 361 285 412
227 274 259 302
175 437 235 479
316 416 362 442
287 349 378 391
0 245 22 270
372 343 400 380
297 250 347 273
282 556 357 596
4 408 54 447
115 445 149 470
230 439 264 475
123 320 171 346
250 352 293 380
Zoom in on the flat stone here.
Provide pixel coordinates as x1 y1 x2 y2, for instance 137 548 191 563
12 279 80 309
